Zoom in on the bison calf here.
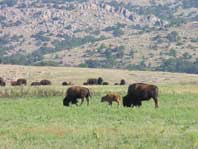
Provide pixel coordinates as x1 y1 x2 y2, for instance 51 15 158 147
63 86 91 107
101 93 121 106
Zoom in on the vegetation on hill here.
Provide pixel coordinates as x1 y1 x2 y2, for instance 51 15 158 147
0 0 197 74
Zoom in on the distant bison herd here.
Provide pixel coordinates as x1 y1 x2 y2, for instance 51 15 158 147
0 77 159 108
0 77 126 86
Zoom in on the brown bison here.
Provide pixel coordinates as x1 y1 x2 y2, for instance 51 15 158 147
83 82 88 85
87 78 98 85
62 81 73 86
120 79 126 85
97 77 103 85
16 78 27 85
11 81 19 86
101 93 121 106
103 82 109 85
31 82 41 86
123 83 159 108
63 86 91 106
40 80 51 85
0 78 6 86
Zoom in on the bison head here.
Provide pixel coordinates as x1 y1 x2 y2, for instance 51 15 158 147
63 96 70 106
123 95 131 107
101 96 107 102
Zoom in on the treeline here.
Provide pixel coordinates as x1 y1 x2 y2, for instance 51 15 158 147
156 58 198 74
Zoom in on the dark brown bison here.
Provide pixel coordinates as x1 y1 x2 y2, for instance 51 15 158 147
123 83 159 108
63 86 91 106
97 77 103 85
62 81 73 86
0 78 6 86
31 82 41 86
40 80 51 85
114 83 119 85
101 93 121 106
103 82 109 85
83 82 88 85
16 78 27 85
11 81 19 86
120 79 126 85
87 78 98 85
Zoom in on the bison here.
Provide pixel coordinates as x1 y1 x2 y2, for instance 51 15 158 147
63 86 91 106
97 77 103 85
62 81 73 86
103 82 109 85
0 78 6 86
31 82 41 86
17 78 27 85
11 81 19 86
101 93 121 106
83 82 88 85
120 79 126 85
40 79 51 85
87 78 98 85
123 83 159 108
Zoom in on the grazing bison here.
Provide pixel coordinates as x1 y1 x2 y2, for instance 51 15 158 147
114 83 119 85
97 77 103 85
103 82 109 85
0 78 6 86
87 78 98 85
63 86 91 106
40 79 51 85
101 93 121 106
62 81 73 86
83 82 88 85
31 82 41 86
123 83 159 108
11 81 19 86
62 82 68 86
16 78 27 85
120 79 126 85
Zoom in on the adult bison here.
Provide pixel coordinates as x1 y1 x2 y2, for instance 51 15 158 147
103 82 109 85
120 79 126 85
97 77 103 85
0 78 6 86
11 79 26 86
31 82 41 86
62 81 73 86
87 78 98 85
123 83 159 108
40 79 51 85
63 86 91 106
17 78 27 85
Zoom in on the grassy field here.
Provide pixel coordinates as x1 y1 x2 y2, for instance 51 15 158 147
0 65 198 148
0 85 198 149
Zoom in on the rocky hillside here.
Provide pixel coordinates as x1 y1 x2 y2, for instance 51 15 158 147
0 0 198 73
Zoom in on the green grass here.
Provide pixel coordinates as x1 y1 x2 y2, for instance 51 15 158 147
0 86 198 148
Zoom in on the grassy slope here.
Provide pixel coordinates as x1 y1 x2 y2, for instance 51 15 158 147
0 65 198 148
0 87 198 148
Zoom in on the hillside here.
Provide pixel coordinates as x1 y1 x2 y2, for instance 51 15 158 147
0 0 198 73
0 64 198 86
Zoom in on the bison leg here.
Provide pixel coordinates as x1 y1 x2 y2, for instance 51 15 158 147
80 98 84 105
117 101 120 107
63 97 70 106
86 97 89 106
153 98 158 108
